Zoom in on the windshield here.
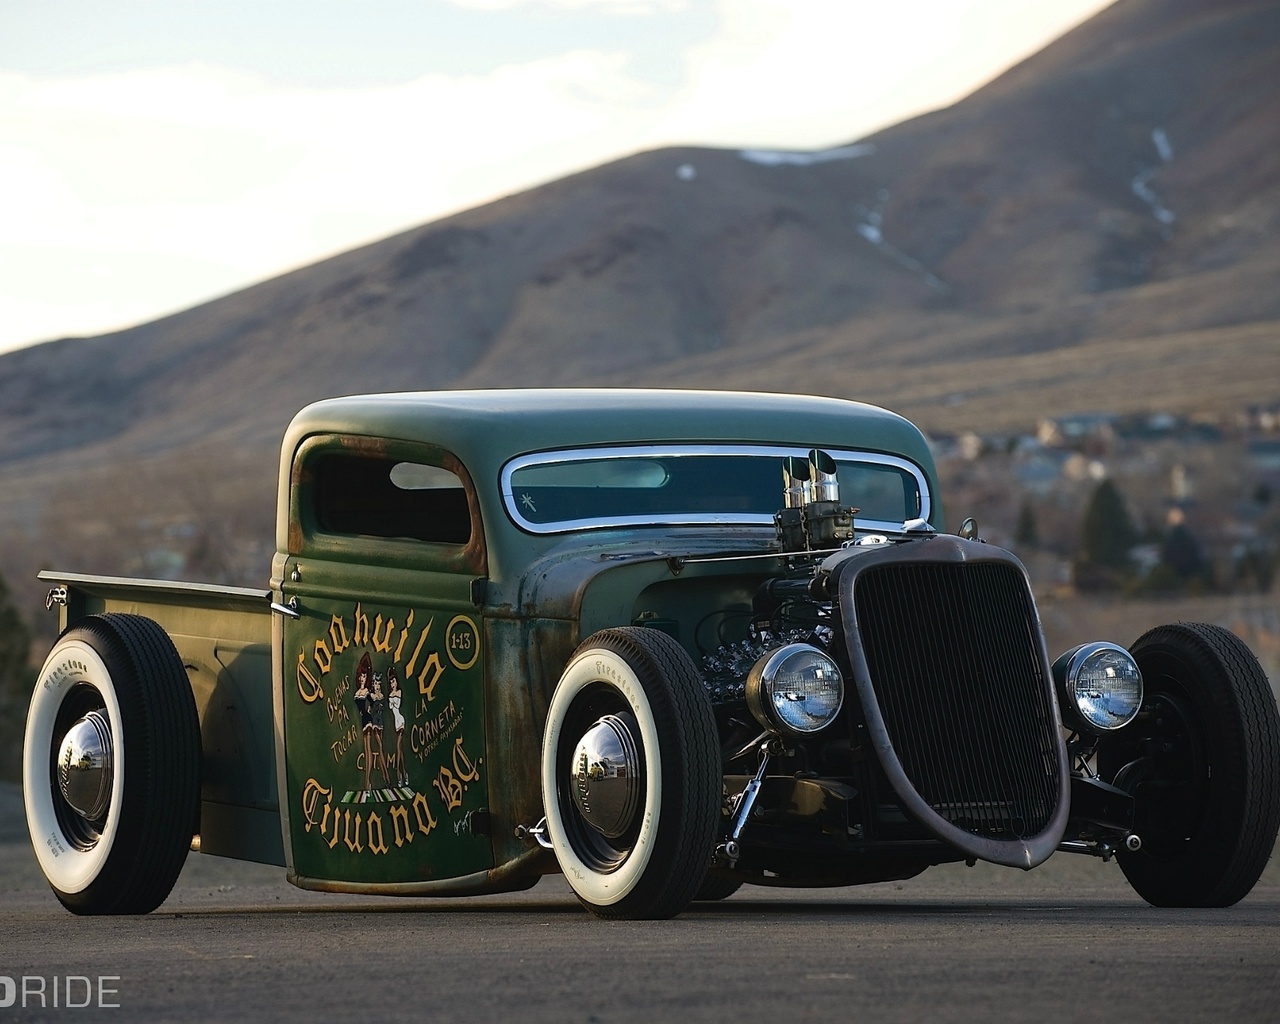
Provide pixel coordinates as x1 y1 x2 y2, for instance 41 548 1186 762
501 444 929 535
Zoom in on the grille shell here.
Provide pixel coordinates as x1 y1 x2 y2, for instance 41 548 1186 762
831 536 1069 867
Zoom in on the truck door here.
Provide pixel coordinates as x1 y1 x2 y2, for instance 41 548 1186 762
276 435 491 891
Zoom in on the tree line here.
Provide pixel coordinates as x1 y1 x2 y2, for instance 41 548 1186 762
1020 478 1275 594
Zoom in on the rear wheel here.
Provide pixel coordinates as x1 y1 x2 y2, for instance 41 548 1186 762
24 614 201 914
1098 622 1280 907
541 627 720 919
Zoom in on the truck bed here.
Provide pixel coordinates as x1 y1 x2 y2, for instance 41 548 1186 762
39 571 284 866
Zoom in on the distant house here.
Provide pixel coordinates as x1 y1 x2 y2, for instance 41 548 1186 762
1247 439 1280 474
1241 404 1280 434
1037 413 1118 450
1114 411 1184 440
1013 451 1069 495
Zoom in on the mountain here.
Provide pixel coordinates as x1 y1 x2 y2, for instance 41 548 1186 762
1 0 1277 600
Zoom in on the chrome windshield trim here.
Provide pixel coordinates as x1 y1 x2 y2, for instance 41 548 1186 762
500 443 931 536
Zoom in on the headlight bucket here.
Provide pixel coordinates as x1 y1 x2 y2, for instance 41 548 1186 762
1052 641 1143 735
746 643 845 737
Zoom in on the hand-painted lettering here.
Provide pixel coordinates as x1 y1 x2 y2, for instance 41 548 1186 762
288 595 487 879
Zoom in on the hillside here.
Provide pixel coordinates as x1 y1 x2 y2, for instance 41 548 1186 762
1 0 1277 611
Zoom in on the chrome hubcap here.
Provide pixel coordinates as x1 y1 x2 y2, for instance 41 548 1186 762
570 713 641 839
58 710 113 821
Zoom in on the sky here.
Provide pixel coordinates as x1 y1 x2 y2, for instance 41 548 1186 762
0 0 1114 355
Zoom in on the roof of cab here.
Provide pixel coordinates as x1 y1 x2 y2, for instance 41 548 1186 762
282 389 932 469
276 390 941 560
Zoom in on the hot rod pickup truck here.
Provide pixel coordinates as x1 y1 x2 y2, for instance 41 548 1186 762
25 390 1280 918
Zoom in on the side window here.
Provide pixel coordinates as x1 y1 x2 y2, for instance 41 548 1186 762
312 453 472 545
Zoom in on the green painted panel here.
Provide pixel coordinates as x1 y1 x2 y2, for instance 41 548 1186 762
282 588 491 884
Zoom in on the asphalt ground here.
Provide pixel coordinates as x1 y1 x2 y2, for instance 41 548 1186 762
2 782 1278 1023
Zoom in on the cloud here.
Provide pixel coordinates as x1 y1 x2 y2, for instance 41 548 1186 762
646 0 1114 148
443 0 689 12
0 50 656 294
0 0 1114 351
0 51 668 348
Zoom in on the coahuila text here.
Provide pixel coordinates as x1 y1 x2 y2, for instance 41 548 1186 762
296 604 454 704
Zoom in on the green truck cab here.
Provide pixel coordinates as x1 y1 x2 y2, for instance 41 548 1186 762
25 390 1280 918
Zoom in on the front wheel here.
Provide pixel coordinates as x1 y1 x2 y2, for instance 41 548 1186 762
24 614 201 914
1098 622 1280 907
541 627 720 919
694 872 743 901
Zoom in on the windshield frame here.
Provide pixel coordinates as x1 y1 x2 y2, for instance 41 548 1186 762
499 443 932 536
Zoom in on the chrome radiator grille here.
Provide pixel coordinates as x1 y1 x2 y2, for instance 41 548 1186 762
851 559 1062 844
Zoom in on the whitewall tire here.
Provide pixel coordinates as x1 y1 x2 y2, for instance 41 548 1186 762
541 627 720 920
24 614 200 915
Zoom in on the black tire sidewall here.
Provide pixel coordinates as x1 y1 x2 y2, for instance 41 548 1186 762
1104 623 1280 907
694 871 743 901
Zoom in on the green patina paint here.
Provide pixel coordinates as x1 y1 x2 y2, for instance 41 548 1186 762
266 391 941 886
275 390 944 601
283 591 491 883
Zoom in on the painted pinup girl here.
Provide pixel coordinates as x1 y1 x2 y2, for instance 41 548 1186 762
353 653 390 795
353 652 375 795
387 667 407 787
369 671 391 790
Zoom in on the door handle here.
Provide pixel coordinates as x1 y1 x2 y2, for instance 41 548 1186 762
271 598 301 619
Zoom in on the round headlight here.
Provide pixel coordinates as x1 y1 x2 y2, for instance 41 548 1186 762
1052 641 1143 735
746 643 844 736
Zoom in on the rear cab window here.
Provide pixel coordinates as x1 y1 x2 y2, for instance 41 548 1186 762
291 435 483 573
